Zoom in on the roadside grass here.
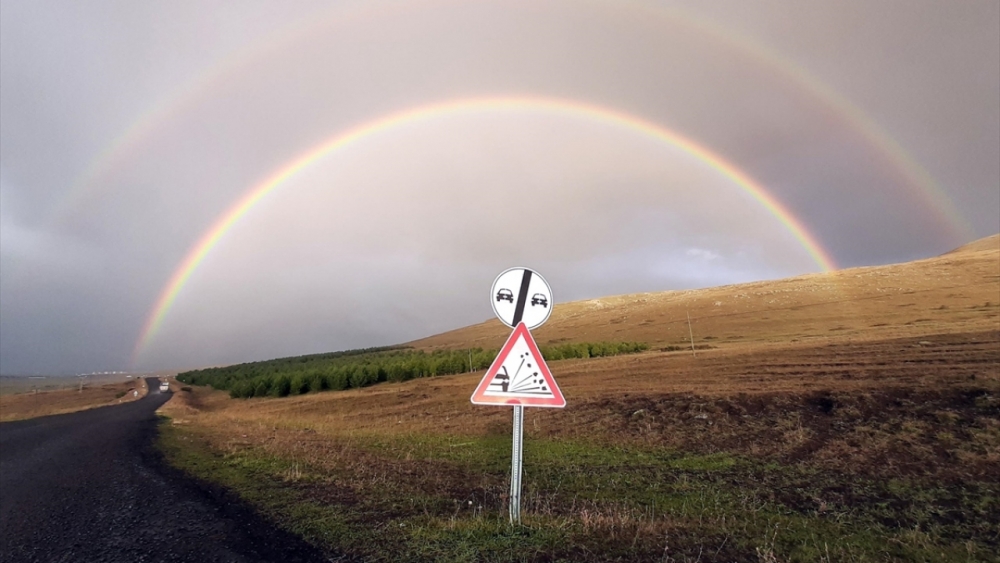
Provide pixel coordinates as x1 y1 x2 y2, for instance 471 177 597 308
158 418 998 562
154 330 999 561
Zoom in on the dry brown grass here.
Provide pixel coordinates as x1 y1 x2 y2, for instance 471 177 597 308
411 234 1000 353
161 329 999 456
160 235 1000 453
0 378 150 422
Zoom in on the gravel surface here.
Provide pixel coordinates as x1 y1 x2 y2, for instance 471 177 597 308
0 379 331 563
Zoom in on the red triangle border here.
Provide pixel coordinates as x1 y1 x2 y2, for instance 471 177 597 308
470 322 566 408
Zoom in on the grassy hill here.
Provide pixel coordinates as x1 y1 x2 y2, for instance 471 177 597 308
410 233 999 352
158 235 999 562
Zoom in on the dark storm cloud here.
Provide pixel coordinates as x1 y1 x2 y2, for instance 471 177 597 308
1 0 997 374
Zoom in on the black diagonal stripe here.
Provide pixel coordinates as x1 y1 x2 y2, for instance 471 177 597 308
511 269 533 326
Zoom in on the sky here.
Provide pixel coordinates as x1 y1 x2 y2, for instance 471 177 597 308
1 0 997 375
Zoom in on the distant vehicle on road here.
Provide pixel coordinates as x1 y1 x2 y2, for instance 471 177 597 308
159 382 170 393
496 288 514 303
530 293 548 308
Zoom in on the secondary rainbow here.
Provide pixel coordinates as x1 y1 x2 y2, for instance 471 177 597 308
132 96 837 364
57 0 972 242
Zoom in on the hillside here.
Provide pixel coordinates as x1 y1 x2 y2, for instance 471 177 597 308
410 234 1000 352
946 232 1000 254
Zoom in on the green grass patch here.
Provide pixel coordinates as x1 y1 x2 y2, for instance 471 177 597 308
158 421 1000 562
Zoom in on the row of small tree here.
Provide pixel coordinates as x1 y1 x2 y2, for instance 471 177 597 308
175 341 648 399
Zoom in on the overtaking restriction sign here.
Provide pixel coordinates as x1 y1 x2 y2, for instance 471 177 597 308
491 267 552 329
470 322 565 408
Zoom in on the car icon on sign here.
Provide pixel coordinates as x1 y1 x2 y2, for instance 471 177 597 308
531 293 548 308
496 289 514 303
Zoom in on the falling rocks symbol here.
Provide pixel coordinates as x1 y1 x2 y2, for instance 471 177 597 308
470 322 565 408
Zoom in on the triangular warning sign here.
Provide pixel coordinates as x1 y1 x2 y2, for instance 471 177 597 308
471 322 565 408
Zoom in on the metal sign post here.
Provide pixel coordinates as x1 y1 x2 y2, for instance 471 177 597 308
510 405 524 524
505 271 532 527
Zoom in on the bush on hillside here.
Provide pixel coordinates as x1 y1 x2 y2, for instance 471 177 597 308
178 340 648 399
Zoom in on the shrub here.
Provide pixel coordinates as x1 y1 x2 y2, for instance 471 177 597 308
229 381 252 399
326 369 349 391
290 375 310 395
309 373 325 392
349 365 377 389
252 376 272 397
271 375 291 397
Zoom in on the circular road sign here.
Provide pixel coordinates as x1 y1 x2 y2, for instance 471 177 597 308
490 267 553 329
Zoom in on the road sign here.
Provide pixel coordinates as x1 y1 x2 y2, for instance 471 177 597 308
479 270 561 525
490 267 552 330
470 322 565 408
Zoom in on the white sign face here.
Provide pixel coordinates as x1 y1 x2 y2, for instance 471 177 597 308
471 322 565 408
490 267 553 329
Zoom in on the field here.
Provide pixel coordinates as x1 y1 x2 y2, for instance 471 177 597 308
0 375 152 422
158 236 1000 562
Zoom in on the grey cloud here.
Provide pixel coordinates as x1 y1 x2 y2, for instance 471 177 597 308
1 0 996 374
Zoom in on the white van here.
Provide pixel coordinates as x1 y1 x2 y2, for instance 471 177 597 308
159 382 170 392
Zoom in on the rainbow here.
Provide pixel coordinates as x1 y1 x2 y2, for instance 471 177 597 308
46 0 423 225
131 96 837 364
56 0 972 242
618 0 973 241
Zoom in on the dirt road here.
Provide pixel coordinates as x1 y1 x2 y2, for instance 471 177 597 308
0 378 328 563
